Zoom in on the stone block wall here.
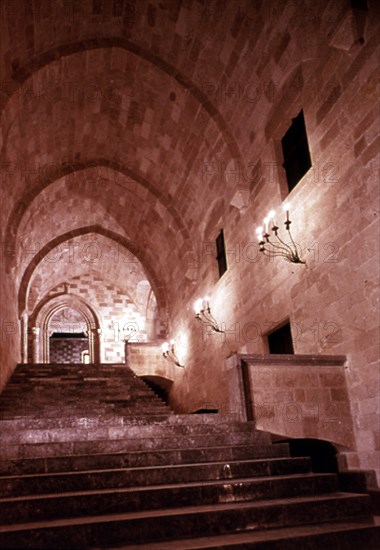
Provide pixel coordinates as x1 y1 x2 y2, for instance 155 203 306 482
49 337 88 364
45 276 149 363
163 2 380 481
127 342 176 381
0 0 378 482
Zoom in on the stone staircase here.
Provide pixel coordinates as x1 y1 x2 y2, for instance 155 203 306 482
0 364 378 549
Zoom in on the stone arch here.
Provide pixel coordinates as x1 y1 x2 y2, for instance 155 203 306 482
3 40 242 161
200 197 225 242
29 293 101 364
4 161 195 277
18 225 168 332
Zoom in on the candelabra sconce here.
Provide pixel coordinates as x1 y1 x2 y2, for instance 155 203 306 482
194 297 224 333
161 340 184 368
256 204 305 264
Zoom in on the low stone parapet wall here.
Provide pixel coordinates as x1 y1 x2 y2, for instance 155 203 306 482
226 353 355 450
126 342 175 381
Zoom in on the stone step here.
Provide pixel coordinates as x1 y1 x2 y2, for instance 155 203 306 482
0 416 243 431
0 400 170 420
0 420 255 438
2 365 150 390
0 388 157 397
0 416 246 430
0 430 272 459
1 380 153 388
1 383 144 391
0 402 169 413
0 457 311 497
6 371 142 383
1 363 377 547
0 402 168 413
10 363 136 370
0 473 339 525
0 494 371 549
0 443 291 475
0 414 174 426
0 423 268 445
2 374 143 381
0 408 172 420
111 518 380 549
0 394 159 403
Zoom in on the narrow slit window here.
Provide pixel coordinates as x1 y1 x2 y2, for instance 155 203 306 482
267 321 294 354
215 230 227 278
281 110 311 193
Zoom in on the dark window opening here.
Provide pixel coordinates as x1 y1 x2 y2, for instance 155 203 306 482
350 0 368 11
281 110 311 193
267 321 294 354
215 229 227 278
241 360 254 421
50 332 87 339
192 408 219 414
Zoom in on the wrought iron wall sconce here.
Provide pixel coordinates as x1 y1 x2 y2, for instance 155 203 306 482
256 204 305 264
194 297 224 333
161 340 184 368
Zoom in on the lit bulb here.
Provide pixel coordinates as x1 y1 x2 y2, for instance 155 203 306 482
282 202 290 222
268 210 276 227
194 299 203 314
256 226 263 241
161 342 169 353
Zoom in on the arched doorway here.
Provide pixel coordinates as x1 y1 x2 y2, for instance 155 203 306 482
28 294 101 364
48 307 89 364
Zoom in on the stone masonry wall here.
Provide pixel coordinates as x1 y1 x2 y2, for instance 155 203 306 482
49 337 88 364
46 276 149 363
0 0 378 481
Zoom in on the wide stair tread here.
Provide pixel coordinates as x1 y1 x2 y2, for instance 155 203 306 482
0 456 311 496
110 517 380 549
0 472 339 524
0 494 373 549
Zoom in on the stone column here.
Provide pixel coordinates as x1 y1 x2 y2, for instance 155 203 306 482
88 329 95 364
124 339 129 367
89 328 102 363
32 327 40 364
20 311 29 363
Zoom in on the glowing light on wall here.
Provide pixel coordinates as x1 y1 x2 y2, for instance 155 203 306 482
194 297 224 333
256 203 305 264
161 339 184 368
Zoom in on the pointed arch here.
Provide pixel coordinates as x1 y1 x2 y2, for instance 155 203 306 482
29 293 101 364
18 225 168 332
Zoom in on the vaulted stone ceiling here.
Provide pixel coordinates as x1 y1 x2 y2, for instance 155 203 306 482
24 233 151 313
2 0 336 321
3 0 278 324
2 0 371 340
